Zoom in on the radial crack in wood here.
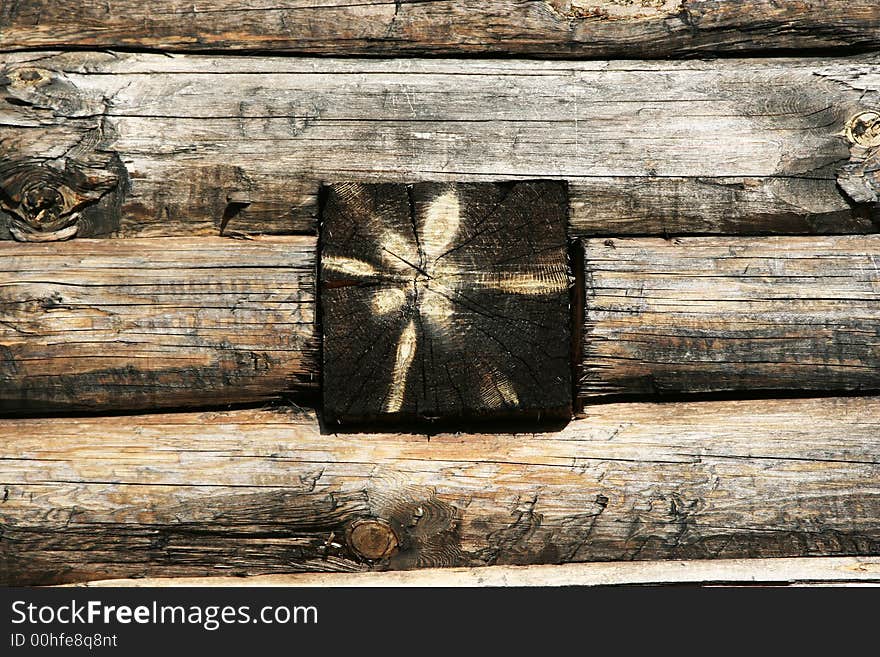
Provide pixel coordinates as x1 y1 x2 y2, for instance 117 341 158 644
320 181 572 425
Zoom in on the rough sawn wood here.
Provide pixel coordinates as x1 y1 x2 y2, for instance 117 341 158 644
73 557 880 588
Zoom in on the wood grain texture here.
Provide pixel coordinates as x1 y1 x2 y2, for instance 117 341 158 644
321 181 572 424
73 557 880 587
2 52 879 238
0 236 318 413
1 396 878 585
580 235 880 400
0 1 878 57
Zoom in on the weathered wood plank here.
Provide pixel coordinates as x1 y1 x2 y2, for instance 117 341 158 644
72 557 880 587
2 53 878 238
580 235 880 401
1 1 878 58
2 396 878 585
0 236 318 413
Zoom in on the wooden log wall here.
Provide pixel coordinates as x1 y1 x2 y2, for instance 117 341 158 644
580 236 880 400
1 1 879 585
2 233 878 414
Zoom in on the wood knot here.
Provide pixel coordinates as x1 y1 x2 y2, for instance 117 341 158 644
837 111 880 206
345 518 399 561
6 67 52 89
844 111 880 149
0 159 118 242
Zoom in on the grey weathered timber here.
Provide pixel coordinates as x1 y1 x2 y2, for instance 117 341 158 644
1 396 879 585
74 557 880 587
2 52 879 238
0 236 318 413
0 1 878 58
580 235 880 401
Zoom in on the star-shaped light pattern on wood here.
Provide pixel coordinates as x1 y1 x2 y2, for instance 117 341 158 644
320 181 572 424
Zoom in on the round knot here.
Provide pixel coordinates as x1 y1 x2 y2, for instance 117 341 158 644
8 67 52 88
345 518 399 561
844 111 880 148
0 160 115 241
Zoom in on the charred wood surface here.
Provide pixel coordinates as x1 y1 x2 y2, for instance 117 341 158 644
321 181 572 425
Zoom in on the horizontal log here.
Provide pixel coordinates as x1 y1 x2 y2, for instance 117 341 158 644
0 1 878 58
0 236 318 412
7 233 880 413
2 396 879 585
74 557 880 587
580 235 880 400
2 53 878 239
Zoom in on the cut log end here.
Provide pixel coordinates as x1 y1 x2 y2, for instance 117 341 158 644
320 180 573 425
